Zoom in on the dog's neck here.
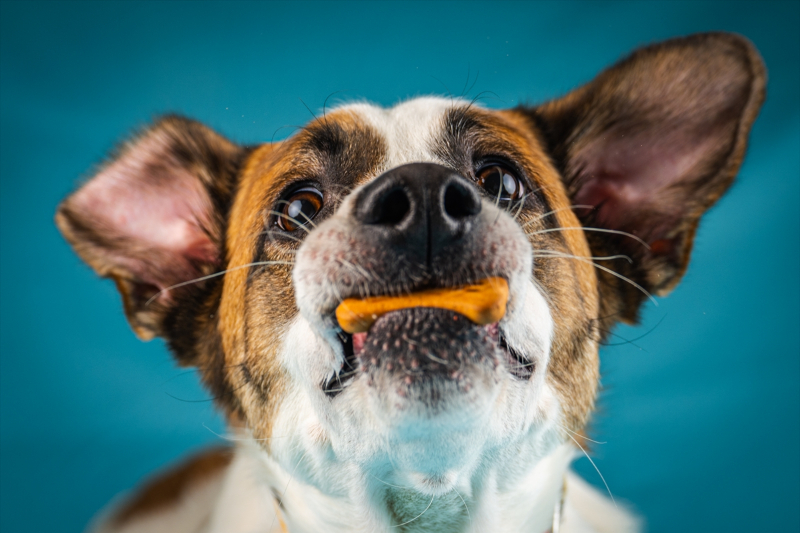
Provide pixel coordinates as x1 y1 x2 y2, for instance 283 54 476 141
204 439 574 533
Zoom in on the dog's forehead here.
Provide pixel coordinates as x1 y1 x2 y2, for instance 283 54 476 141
333 96 469 167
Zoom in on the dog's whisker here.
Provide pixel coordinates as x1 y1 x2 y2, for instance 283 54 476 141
144 261 295 306
453 486 472 526
557 423 607 445
535 251 657 306
259 229 305 245
422 349 449 365
370 473 413 490
507 361 536 370
566 432 617 508
494 176 503 208
266 209 316 232
338 257 373 284
201 423 293 443
535 250 633 264
526 226 651 250
273 199 319 228
391 494 435 528
163 392 216 403
512 194 527 220
600 314 667 348
268 449 309 533
525 204 595 226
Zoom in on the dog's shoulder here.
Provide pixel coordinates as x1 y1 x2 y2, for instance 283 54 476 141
87 447 234 533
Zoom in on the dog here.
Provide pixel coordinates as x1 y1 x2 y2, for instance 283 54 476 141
56 32 764 533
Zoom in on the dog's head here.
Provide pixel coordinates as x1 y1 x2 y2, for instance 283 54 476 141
57 33 763 523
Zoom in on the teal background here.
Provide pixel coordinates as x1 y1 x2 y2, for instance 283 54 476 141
1 1 798 532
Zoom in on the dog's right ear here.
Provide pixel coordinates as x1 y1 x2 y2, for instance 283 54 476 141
521 33 765 323
56 116 248 341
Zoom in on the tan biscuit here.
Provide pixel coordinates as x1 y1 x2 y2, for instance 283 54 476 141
336 277 509 334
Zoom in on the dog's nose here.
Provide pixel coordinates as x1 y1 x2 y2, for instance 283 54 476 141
354 163 482 264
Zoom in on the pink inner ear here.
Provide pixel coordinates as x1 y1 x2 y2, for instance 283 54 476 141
70 132 218 291
573 128 718 240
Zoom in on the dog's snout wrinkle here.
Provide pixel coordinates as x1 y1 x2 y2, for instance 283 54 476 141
354 162 481 268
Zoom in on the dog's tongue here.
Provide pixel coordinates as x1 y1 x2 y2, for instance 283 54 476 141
353 331 367 353
336 277 509 334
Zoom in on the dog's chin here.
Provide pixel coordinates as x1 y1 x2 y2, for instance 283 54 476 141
313 306 541 481
330 309 503 469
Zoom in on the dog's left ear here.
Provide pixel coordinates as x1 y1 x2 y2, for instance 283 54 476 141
522 32 765 321
56 116 247 341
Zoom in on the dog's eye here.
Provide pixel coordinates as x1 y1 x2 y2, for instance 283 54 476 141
276 187 324 231
477 165 525 203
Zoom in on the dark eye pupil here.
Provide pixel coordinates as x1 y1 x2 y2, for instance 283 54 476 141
277 187 323 231
479 165 523 203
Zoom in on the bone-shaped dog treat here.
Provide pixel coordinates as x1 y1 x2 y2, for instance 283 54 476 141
336 277 509 334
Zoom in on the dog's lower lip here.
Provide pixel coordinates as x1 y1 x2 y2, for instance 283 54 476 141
322 330 358 397
350 320 497 358
323 313 532 397
502 336 533 380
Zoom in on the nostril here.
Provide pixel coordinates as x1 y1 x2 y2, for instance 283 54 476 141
444 181 481 220
369 187 411 226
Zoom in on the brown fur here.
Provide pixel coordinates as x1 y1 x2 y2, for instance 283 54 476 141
110 447 232 527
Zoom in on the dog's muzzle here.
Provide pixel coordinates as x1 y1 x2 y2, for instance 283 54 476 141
295 163 533 403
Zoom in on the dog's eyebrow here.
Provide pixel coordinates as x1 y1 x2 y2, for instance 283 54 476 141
435 105 532 172
298 114 386 183
304 120 349 157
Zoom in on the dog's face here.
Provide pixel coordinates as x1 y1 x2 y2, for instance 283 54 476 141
263 100 593 489
57 33 763 527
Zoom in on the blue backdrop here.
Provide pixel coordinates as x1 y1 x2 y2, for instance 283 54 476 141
1 1 798 532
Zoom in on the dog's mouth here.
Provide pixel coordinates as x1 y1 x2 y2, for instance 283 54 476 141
322 280 532 397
